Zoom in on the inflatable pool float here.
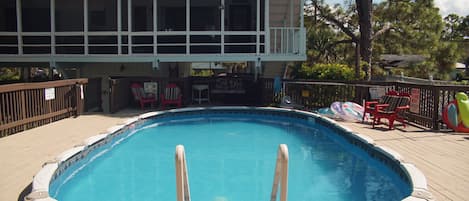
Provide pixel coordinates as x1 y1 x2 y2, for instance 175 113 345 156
442 92 469 132
341 102 365 122
317 107 337 118
330 101 364 122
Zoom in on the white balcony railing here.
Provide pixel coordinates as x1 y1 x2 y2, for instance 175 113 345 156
0 27 306 60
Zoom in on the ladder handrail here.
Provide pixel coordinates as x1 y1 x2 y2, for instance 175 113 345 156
270 144 289 201
175 145 191 201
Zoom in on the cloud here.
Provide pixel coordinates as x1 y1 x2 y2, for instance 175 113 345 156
434 0 469 17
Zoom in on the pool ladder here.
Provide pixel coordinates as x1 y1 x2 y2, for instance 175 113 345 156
175 144 289 201
175 145 191 201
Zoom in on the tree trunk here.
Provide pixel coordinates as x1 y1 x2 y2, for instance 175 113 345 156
356 0 373 81
355 42 360 79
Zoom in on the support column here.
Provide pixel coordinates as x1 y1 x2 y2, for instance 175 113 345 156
221 0 225 55
300 0 304 28
117 0 122 54
256 0 260 55
51 0 56 55
265 0 270 54
128 0 132 55
84 0 88 55
16 0 22 55
153 0 157 55
289 0 293 53
186 0 190 55
289 0 293 27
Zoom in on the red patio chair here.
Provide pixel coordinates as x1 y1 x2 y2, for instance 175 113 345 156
160 83 182 109
372 96 410 130
362 90 398 122
131 83 157 109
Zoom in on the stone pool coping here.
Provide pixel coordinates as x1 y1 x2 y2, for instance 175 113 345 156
25 106 433 201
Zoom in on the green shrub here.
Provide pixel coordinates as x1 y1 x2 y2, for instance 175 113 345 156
297 63 364 80
0 67 20 81
191 69 214 77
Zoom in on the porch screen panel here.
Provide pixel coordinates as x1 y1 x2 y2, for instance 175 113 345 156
56 0 84 31
190 0 220 31
22 0 51 32
88 0 117 31
133 0 153 31
0 0 16 32
0 0 17 54
122 0 128 31
157 0 186 31
225 0 264 31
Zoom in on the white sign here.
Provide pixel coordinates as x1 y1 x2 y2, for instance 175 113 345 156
45 88 55 100
144 82 158 94
80 84 84 99
410 88 420 113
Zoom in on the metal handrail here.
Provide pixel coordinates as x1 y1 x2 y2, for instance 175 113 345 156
175 145 191 201
270 144 289 201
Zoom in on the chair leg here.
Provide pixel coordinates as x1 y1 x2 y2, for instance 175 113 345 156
388 116 397 130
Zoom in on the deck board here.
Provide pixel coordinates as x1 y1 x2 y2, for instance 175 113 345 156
340 121 469 201
1 110 468 201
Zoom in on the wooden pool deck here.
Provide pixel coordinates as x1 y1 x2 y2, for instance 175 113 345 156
340 121 469 201
1 109 468 201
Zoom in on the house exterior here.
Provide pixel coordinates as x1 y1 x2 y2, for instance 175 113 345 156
0 0 306 110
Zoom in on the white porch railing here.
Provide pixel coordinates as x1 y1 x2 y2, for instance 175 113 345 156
270 27 305 56
1 28 305 58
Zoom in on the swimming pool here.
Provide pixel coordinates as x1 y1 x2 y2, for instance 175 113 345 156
27 107 431 201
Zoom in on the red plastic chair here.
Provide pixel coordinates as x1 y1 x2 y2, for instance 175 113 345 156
362 90 398 122
160 83 182 109
372 96 410 129
130 83 157 109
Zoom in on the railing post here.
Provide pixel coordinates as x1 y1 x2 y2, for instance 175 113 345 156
21 90 27 131
432 86 440 130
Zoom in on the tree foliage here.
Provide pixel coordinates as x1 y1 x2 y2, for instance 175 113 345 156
443 14 469 40
0 67 20 81
296 63 364 80
302 0 463 80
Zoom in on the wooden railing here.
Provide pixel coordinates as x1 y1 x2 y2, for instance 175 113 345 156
175 145 191 201
270 144 289 201
283 80 469 130
0 79 87 137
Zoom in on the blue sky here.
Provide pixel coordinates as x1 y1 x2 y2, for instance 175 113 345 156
323 0 469 16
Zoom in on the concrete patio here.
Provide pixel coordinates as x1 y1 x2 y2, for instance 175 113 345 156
1 109 468 201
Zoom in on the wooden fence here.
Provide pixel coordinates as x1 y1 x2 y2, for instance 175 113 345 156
109 76 274 113
0 79 87 137
284 80 469 130
3 77 466 135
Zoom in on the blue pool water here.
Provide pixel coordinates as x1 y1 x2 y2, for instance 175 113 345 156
51 113 410 201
